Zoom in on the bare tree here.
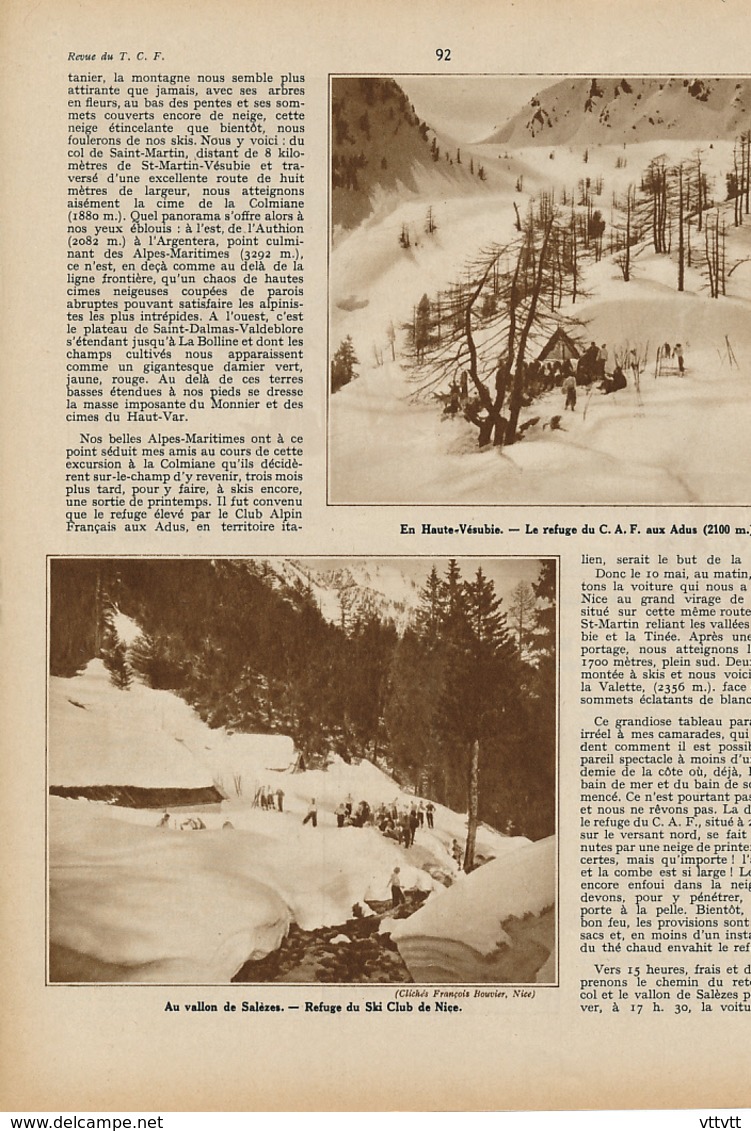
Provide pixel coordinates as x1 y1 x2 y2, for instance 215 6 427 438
613 185 637 282
674 162 686 292
639 156 670 254
704 209 727 299
406 199 584 449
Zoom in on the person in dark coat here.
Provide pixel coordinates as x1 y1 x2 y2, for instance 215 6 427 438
579 342 599 385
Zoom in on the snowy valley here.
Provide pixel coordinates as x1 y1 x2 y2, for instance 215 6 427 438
329 76 751 504
48 557 557 986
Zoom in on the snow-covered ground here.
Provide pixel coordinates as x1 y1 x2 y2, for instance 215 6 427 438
49 660 553 983
329 139 751 504
389 836 556 983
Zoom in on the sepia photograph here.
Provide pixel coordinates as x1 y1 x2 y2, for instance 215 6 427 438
328 75 751 505
48 556 556 987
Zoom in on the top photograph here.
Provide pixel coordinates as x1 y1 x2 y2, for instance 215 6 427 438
328 74 751 505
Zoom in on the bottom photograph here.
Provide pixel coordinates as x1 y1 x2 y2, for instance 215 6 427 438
48 556 557 986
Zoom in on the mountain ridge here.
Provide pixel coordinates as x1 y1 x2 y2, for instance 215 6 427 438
485 76 751 147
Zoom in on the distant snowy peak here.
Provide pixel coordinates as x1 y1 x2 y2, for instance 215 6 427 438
315 562 420 630
487 77 751 146
266 559 420 632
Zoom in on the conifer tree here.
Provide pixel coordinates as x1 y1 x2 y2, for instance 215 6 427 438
330 336 359 393
101 633 132 690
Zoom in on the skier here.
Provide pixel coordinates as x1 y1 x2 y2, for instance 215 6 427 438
157 811 170 828
663 342 671 360
562 372 577 411
335 802 346 828
275 787 285 812
601 365 627 395
302 798 318 827
674 343 685 375
451 839 463 867
390 866 404 908
418 802 425 828
426 801 435 829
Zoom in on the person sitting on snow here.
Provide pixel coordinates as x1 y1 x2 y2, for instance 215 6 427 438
180 816 206 831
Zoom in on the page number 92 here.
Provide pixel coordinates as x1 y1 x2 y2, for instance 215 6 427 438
435 48 451 61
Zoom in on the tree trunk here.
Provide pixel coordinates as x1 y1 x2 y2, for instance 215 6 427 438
622 187 632 281
505 219 553 444
463 738 479 872
677 164 685 292
462 252 507 447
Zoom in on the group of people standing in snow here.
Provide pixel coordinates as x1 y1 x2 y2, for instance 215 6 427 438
254 784 285 811
375 799 435 847
660 341 685 374
299 792 436 845
561 340 686 411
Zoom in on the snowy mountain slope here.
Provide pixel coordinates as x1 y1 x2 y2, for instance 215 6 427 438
487 77 751 147
329 137 751 505
331 76 504 232
50 659 219 790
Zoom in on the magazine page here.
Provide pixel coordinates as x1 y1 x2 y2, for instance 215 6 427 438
2 0 751 1113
